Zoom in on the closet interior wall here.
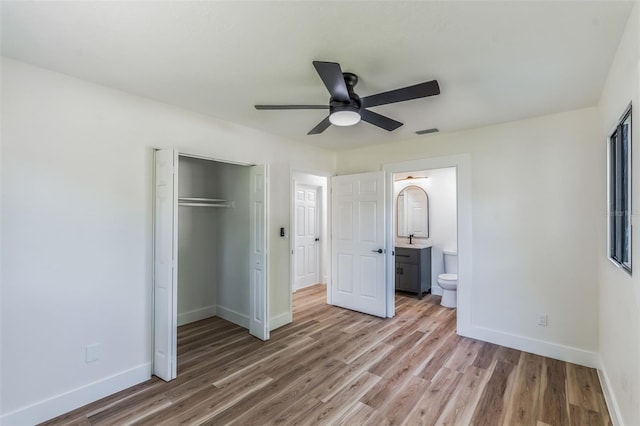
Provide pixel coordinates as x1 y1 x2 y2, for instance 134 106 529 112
177 155 250 327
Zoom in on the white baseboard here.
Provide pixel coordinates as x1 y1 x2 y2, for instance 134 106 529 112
270 311 292 331
177 305 217 326
0 363 150 426
216 305 249 329
459 325 600 368
597 359 623 426
293 282 321 291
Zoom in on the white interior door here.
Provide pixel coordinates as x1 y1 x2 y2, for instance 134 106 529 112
294 184 320 290
153 148 178 381
331 171 387 317
250 164 269 340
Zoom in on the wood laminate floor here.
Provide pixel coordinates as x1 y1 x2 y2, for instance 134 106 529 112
42 284 611 425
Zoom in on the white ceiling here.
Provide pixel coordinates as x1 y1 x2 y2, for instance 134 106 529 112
1 1 633 151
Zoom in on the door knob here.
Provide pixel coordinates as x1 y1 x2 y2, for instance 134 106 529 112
371 248 384 254
315 238 320 242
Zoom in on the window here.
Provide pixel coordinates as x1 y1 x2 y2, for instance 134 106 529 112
608 104 632 273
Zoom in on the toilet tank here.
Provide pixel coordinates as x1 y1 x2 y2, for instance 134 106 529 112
443 250 458 273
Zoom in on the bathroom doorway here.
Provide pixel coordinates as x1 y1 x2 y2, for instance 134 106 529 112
392 168 457 302
383 154 471 334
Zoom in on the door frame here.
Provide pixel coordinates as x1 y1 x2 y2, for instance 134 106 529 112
382 154 472 334
152 148 269 380
288 171 329 321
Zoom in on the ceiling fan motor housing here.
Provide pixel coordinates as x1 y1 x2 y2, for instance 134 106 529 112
330 73 361 108
328 72 363 126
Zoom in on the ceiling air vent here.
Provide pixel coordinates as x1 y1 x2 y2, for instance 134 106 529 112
415 128 439 135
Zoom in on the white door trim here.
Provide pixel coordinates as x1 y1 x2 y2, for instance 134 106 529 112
383 154 471 333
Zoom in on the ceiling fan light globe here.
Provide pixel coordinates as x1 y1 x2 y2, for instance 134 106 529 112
329 110 361 126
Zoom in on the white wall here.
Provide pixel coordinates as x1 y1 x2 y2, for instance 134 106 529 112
338 107 602 366
394 168 457 295
0 58 335 425
597 3 640 425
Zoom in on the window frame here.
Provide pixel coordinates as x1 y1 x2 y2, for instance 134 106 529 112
608 103 632 274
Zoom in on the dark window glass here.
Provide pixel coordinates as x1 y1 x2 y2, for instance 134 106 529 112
609 105 632 273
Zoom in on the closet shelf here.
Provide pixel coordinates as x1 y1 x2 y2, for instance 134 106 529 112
178 197 234 208
178 197 226 202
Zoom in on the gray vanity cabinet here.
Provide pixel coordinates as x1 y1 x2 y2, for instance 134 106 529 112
395 246 431 299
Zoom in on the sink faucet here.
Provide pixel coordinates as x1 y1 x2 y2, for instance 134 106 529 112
409 234 414 244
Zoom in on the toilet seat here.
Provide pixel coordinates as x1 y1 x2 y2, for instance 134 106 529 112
438 273 457 282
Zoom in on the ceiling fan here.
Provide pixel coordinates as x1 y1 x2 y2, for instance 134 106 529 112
255 61 440 135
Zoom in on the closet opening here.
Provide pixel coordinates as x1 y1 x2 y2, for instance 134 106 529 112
178 155 249 325
153 150 268 382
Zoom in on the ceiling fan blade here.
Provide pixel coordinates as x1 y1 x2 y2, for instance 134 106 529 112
360 109 403 131
255 105 328 110
307 116 332 135
360 80 440 108
313 61 350 102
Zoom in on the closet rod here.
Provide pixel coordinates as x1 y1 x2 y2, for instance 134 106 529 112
178 202 232 208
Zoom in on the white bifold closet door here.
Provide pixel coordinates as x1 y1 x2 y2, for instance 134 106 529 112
153 149 269 382
153 149 178 381
249 164 269 341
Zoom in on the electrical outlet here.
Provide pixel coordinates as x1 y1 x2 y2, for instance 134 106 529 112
86 343 101 363
537 314 548 326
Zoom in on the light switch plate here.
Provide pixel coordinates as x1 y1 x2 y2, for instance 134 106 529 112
537 314 548 326
86 343 100 363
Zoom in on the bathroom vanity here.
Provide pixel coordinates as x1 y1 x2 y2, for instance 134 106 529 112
395 243 432 299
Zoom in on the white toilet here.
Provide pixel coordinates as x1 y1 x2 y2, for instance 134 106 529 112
437 250 458 308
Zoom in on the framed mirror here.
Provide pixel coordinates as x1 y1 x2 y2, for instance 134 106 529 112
397 185 429 238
